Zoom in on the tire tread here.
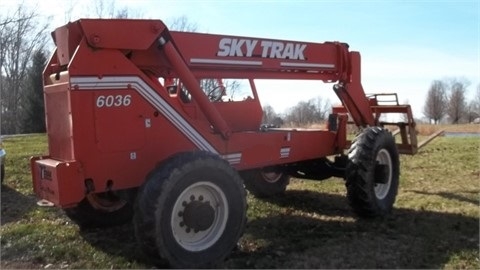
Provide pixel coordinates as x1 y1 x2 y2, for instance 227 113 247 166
346 127 400 217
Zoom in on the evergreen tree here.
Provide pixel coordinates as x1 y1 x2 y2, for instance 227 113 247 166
22 50 47 133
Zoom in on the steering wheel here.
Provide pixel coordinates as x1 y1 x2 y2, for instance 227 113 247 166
206 86 223 102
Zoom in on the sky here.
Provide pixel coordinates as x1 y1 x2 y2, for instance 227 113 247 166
1 0 479 119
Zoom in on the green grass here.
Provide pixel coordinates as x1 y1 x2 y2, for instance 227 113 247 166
1 134 479 269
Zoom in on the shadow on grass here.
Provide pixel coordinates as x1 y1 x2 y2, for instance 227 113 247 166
0 185 37 225
256 189 354 217
74 189 479 269
78 222 159 268
410 190 479 206
226 189 480 269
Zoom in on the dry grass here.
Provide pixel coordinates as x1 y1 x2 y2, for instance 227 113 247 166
416 123 480 135
294 122 480 136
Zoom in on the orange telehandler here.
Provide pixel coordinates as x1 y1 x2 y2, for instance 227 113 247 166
31 19 421 267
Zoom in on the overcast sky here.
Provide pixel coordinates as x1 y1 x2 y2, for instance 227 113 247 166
2 0 479 118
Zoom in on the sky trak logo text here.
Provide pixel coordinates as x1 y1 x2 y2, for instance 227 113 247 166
217 38 307 60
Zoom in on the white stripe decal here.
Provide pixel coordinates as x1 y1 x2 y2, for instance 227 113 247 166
222 153 242 165
70 76 218 154
280 147 290 158
190 58 263 66
280 62 335 69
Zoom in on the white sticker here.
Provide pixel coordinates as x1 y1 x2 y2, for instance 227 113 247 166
96 95 132 108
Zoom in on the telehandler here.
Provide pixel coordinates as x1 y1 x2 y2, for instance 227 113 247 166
31 19 426 268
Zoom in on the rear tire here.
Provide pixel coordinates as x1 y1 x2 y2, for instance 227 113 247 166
134 151 247 268
345 126 399 217
65 191 133 228
241 168 290 197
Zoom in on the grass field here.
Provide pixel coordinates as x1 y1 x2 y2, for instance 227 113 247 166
1 130 479 269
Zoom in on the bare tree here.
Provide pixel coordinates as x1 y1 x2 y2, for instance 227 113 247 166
94 0 116 18
466 100 479 123
0 4 49 134
168 15 198 32
167 16 243 102
423 80 447 124
284 97 331 126
63 0 78 22
471 84 480 120
285 100 316 125
312 96 331 120
93 0 138 19
262 105 276 123
262 105 284 127
115 7 130 19
446 78 469 124
476 84 480 107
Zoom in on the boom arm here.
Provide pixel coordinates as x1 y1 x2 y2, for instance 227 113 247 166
166 31 376 127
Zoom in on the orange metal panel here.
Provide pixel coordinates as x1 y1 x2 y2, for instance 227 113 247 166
224 130 339 170
44 83 74 161
213 99 262 132
52 22 82 66
170 31 343 81
92 90 146 153
31 157 84 207
78 19 167 50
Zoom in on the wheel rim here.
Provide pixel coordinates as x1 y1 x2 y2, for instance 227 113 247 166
86 193 127 212
171 181 228 252
374 149 393 200
261 171 283 183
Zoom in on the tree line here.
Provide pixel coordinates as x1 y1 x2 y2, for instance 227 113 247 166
423 78 480 124
0 1 137 135
265 78 480 128
262 97 331 127
1 5 49 134
2 2 479 135
1 1 331 135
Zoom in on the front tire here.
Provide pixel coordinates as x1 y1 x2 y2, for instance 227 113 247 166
134 151 247 268
345 127 399 217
